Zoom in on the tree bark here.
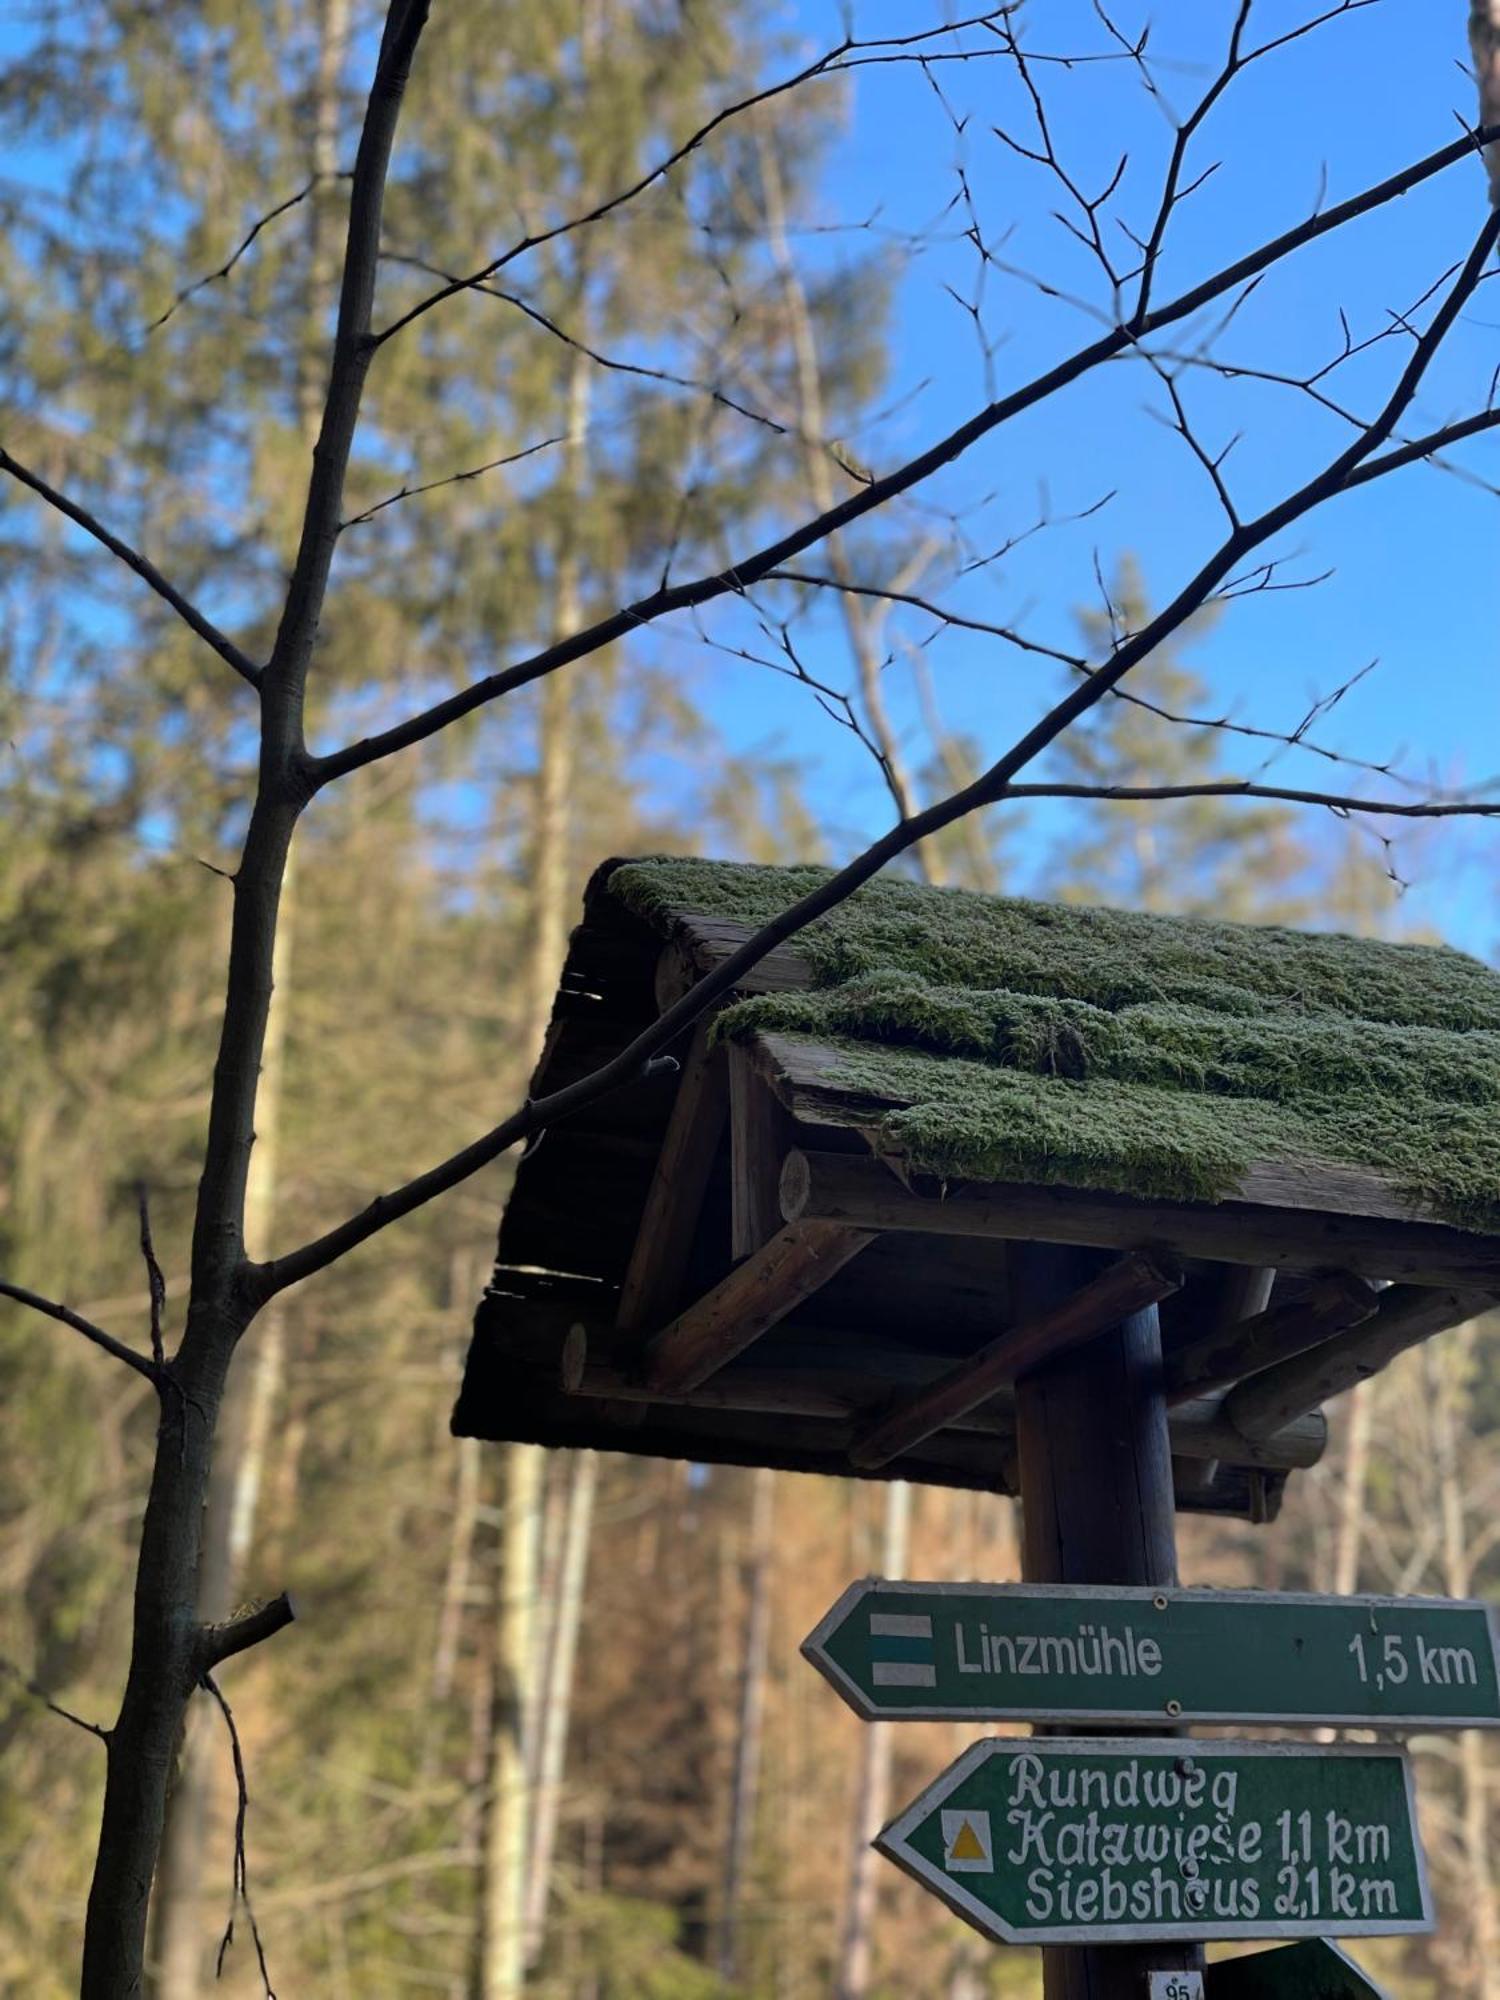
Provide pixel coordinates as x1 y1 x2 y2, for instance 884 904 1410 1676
717 1466 775 1984
524 1450 598 1964
835 1479 910 2000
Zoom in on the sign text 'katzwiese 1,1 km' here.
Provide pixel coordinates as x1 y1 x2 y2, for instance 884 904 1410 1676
803 1580 1500 1727
876 1738 1433 1948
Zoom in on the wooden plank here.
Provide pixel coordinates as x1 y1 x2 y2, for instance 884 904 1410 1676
728 1042 798 1258
756 1033 1475 1231
847 1250 1182 1471
778 1148 1500 1290
614 1024 729 1332
558 1326 1326 1473
1226 1284 1493 1439
641 1220 876 1393
653 917 815 1010
1164 1271 1380 1404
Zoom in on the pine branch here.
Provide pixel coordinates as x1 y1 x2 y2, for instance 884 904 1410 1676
201 1593 297 1672
0 448 262 687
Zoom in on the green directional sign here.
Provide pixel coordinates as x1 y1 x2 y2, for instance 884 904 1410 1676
877 1738 1432 1947
804 1580 1500 1727
1206 1939 1389 1998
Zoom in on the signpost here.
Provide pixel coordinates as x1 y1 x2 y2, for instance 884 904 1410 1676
804 1580 1500 1728
875 1738 1433 1948
1205 1940 1389 1998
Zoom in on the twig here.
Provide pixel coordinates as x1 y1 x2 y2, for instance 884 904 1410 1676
372 13 1023 348
261 209 1500 1296
0 448 262 687
0 1657 109 1743
202 1672 278 1999
1005 780 1500 816
308 120 1500 789
136 1185 167 1368
0 1277 164 1387
144 173 352 335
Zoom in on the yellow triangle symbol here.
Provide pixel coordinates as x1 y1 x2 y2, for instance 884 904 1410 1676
950 1819 986 1862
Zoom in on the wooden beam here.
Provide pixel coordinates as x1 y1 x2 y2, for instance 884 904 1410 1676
779 1147 1500 1289
614 1024 728 1333
1163 1270 1380 1404
1169 1266 1275 1498
653 919 814 1011
1225 1283 1493 1439
728 1042 797 1259
641 1221 876 1393
562 1340 1327 1472
847 1250 1182 1471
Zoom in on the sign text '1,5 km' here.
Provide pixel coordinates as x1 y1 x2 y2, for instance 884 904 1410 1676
877 1738 1433 1948
804 1580 1500 1727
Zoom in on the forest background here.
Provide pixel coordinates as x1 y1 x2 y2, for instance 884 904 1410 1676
2 1 1499 1996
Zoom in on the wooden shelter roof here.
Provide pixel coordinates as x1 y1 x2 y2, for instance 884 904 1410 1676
453 858 1500 1522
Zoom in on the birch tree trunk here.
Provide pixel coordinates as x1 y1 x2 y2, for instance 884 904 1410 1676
476 334 591 2000
717 1466 775 1984
1433 1329 1500 1999
835 1480 910 2000
524 1449 598 1965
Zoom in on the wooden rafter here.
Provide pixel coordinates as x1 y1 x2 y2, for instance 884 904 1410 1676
558 1327 1326 1475
1226 1283 1494 1438
1163 1270 1380 1405
846 1251 1182 1471
778 1148 1500 1290
640 1221 876 1393
614 1021 729 1333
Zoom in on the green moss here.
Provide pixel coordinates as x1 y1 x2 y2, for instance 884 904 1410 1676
606 858 1500 1225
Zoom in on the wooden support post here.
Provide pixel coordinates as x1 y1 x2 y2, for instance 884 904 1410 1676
1014 1243 1201 2000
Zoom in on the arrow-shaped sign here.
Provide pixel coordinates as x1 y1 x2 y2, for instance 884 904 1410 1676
876 1737 1433 1947
805 1579 1500 1727
1206 1939 1389 1998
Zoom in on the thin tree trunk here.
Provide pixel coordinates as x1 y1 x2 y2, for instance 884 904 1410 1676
524 1450 598 1965
433 1436 483 1705
475 324 592 2000
148 854 297 2000
1433 1329 1500 1997
716 1467 775 1985
1332 1377 1373 1596
147 9 348 1979
835 1480 910 2000
477 1442 543 2000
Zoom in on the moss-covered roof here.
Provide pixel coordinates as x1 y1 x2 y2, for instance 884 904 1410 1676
608 858 1500 1229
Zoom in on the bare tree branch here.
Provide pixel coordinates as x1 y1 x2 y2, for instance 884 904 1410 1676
260 206 1500 1297
1006 780 1500 816
201 1592 297 1671
0 1657 110 1743
136 1185 167 1369
0 1277 165 1387
0 447 262 687
308 121 1500 790
144 172 353 336
202 1671 278 1999
371 13 1023 348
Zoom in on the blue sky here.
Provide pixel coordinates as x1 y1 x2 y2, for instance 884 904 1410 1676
3 1 1496 950
680 0 1500 949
